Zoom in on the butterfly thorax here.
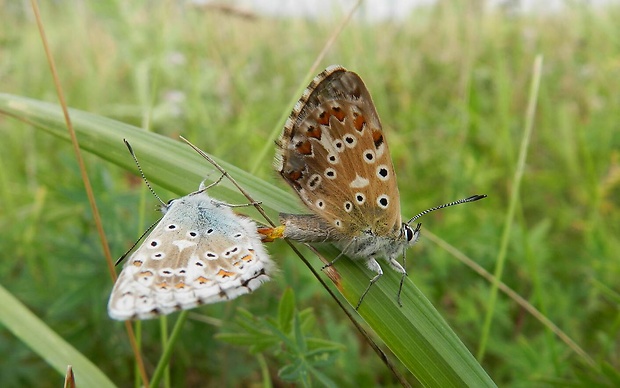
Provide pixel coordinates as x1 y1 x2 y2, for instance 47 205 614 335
342 221 420 260
164 193 230 229
280 213 418 261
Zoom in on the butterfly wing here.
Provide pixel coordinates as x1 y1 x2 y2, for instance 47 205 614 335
276 66 402 239
108 192 273 320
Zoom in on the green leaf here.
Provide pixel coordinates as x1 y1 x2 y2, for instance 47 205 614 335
293 314 307 353
305 365 338 388
278 287 295 333
0 283 115 387
324 242 495 386
0 93 299 219
0 93 495 387
279 358 306 382
304 347 341 368
305 337 344 353
601 362 620 386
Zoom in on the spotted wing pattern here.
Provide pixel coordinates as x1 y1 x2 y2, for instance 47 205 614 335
108 190 274 320
275 65 402 239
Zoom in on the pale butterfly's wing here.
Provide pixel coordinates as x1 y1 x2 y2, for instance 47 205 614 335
276 65 403 239
108 191 274 320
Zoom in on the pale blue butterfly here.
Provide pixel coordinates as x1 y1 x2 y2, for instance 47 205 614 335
108 141 274 320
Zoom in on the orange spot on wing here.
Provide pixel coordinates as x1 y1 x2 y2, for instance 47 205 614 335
296 140 313 155
354 114 366 132
195 276 209 284
317 110 330 125
217 269 236 278
287 170 302 181
241 254 254 262
331 106 345 121
283 170 303 191
139 271 153 277
372 130 384 148
307 125 322 140
175 282 187 289
156 282 168 290
132 260 143 267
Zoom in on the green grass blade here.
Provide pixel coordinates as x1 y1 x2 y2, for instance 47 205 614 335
317 244 495 387
478 56 543 360
0 93 495 387
0 282 115 387
0 93 300 217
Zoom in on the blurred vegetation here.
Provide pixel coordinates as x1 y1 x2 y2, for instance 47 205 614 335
0 0 619 386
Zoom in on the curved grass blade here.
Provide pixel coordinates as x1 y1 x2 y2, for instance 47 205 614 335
0 93 496 387
0 282 115 387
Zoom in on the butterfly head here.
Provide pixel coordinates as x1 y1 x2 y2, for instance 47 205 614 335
402 222 421 248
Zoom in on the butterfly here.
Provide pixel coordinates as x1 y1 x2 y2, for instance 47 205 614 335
108 142 274 320
271 65 485 309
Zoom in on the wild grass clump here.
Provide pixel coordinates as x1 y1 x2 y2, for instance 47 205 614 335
0 1 618 386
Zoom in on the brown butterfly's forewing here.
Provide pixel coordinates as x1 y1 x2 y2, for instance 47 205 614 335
276 66 403 241
273 66 486 309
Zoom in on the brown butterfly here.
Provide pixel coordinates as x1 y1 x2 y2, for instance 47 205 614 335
271 65 485 309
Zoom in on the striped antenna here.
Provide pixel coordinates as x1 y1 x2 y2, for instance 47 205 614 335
406 194 487 225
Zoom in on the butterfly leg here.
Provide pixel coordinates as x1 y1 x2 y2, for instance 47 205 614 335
202 176 262 207
321 239 356 270
321 251 345 270
225 201 262 208
355 258 383 310
199 173 225 190
388 258 407 307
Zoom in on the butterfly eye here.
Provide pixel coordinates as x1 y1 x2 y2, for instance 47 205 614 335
404 225 415 242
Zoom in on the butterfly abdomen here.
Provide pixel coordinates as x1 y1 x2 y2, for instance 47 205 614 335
279 213 338 242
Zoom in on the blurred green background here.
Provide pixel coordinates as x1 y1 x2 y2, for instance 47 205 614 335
1 0 619 386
